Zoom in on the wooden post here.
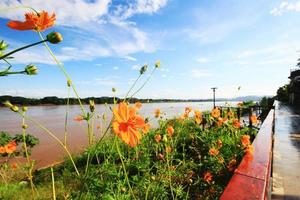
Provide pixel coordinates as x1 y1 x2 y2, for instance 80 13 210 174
249 108 253 128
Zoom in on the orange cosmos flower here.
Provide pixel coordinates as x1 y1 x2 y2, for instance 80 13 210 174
233 119 241 128
245 144 254 155
5 141 17 154
194 110 202 124
227 110 234 118
135 101 142 109
209 148 219 156
211 108 220 118
250 115 258 124
166 125 174 137
154 108 161 118
112 102 145 147
0 146 5 154
154 134 161 143
142 123 150 134
241 135 250 147
218 157 225 164
216 117 223 127
217 139 222 148
237 102 243 107
185 107 192 114
203 171 213 183
227 159 237 172
166 146 172 153
11 163 19 170
74 115 84 122
7 11 55 32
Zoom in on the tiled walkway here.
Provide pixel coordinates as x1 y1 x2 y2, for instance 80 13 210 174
272 101 300 200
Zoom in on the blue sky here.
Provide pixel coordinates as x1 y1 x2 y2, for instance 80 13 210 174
0 0 300 99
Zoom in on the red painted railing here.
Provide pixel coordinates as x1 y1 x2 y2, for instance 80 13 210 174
221 109 275 200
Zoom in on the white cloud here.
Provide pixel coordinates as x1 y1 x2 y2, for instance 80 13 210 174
113 66 119 70
196 57 209 63
123 55 137 61
131 64 140 70
114 0 168 19
190 69 212 78
0 0 167 60
0 0 111 27
270 1 300 16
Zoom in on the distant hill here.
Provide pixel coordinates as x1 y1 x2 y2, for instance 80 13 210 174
0 95 272 106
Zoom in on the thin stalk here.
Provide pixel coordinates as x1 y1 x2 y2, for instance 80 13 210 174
22 112 35 196
22 114 79 176
166 150 175 200
129 67 157 99
0 40 47 60
0 70 26 76
115 139 137 200
0 171 7 185
124 74 142 102
64 87 71 146
51 167 56 200
37 32 86 117
2 58 12 67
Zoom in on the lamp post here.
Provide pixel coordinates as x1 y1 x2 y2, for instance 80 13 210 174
211 87 217 108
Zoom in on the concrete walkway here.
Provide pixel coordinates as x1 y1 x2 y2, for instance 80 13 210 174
272 101 300 200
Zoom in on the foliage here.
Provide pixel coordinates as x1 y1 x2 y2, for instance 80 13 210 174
276 84 289 102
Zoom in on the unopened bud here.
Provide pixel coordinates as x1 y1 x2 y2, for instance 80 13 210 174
0 40 8 51
67 79 72 87
139 64 148 74
22 106 28 112
22 124 28 129
46 32 63 44
11 105 19 112
25 65 38 75
112 87 116 93
155 60 161 68
3 101 13 108
89 100 95 113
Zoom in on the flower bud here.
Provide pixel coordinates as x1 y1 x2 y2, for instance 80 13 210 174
22 124 29 129
25 65 38 75
22 106 28 112
112 87 116 93
155 60 161 68
3 101 13 108
139 64 148 74
67 79 72 87
89 100 95 113
0 40 8 51
46 32 63 44
11 105 19 112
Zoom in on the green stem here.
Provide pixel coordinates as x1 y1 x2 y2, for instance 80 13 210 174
0 40 47 60
129 67 157 99
37 32 86 117
124 74 142 102
64 87 71 146
22 112 35 196
115 139 137 200
166 149 175 200
0 70 26 76
21 114 80 176
51 167 56 200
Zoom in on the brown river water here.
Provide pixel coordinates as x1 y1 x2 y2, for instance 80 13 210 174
0 101 237 168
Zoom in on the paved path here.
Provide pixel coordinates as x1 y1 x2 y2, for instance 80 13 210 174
272 101 300 200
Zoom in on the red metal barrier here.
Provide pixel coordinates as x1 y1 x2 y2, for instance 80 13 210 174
220 109 274 200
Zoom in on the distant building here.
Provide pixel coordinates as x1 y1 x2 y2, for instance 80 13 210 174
289 68 300 105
